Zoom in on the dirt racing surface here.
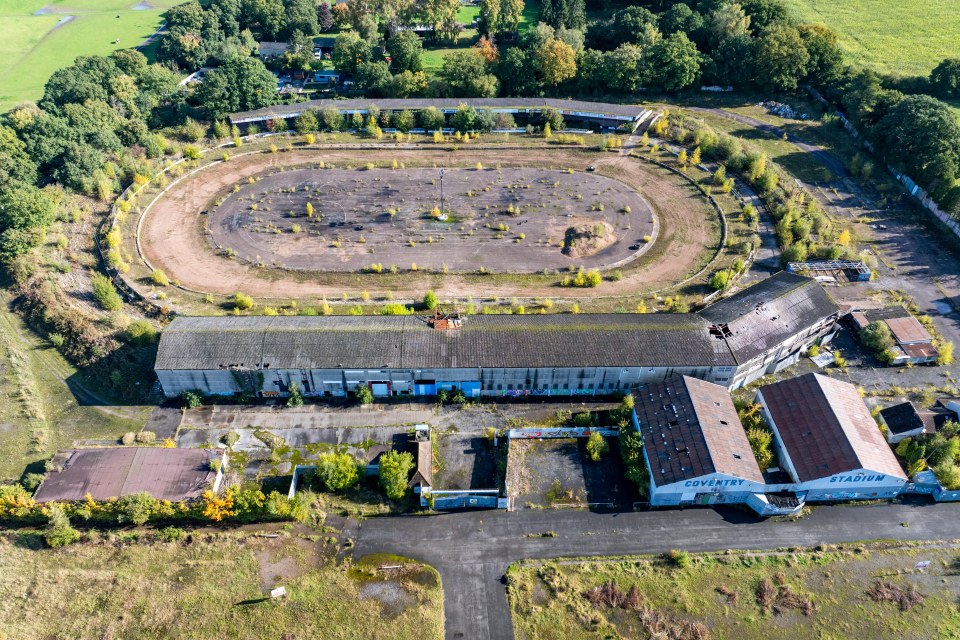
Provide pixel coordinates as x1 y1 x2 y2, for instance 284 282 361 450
140 147 717 299
208 166 655 273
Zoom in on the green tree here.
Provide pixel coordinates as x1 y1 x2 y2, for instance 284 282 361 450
117 491 157 525
294 110 318 134
44 505 81 548
798 23 844 85
438 50 499 97
287 382 304 407
333 32 373 74
585 431 609 461
646 32 701 92
394 109 416 132
451 103 478 131
931 58 960 99
378 450 414 500
356 384 373 405
196 56 277 119
500 0 524 32
497 48 538 96
710 269 734 291
321 107 344 132
753 25 810 91
181 390 202 408
387 30 424 73
423 290 439 310
316 451 361 491
479 0 501 34
535 38 577 86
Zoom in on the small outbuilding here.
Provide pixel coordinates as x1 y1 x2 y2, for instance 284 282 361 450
34 448 222 503
849 308 939 365
757 373 907 501
878 401 943 444
258 41 289 58
633 375 766 508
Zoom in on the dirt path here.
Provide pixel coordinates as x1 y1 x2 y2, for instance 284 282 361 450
138 147 717 301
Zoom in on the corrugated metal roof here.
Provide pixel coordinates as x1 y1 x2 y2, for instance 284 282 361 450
634 375 763 487
884 316 932 345
156 313 735 371
33 448 216 502
879 402 926 436
759 373 905 482
231 98 646 123
699 272 839 363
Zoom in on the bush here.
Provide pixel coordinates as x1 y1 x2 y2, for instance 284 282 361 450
90 272 123 311
232 292 255 310
356 384 373 405
121 432 136 445
135 431 156 444
585 432 609 462
156 526 186 543
181 390 202 408
746 427 774 470
44 506 80 548
21 472 45 492
317 451 361 491
222 431 241 447
423 290 438 310
287 382 304 407
117 491 156 525
379 450 414 500
710 269 734 291
150 269 169 286
125 320 157 345
666 549 692 568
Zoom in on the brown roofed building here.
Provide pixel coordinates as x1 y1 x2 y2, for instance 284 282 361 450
757 373 906 501
33 448 221 503
633 375 765 507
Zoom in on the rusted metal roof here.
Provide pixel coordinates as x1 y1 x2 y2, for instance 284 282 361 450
33 448 216 502
901 342 939 360
884 316 932 345
634 375 763 487
408 439 433 488
759 373 905 482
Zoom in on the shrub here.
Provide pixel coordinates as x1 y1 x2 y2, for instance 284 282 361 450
710 269 734 291
156 526 186 543
181 390 202 408
423 290 438 310
135 431 156 444
44 506 80 548
287 382 304 407
222 431 241 447
21 472 45 492
150 269 169 286
125 320 157 345
117 491 156 525
121 432 136 445
317 451 361 491
746 427 774 469
183 145 201 160
666 549 692 568
586 432 609 462
232 292 255 310
379 450 414 500
356 384 373 405
382 303 412 315
91 272 123 311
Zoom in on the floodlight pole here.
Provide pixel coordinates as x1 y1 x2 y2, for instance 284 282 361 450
439 168 445 215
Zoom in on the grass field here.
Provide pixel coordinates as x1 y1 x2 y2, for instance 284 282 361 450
784 0 960 77
508 543 960 640
0 292 150 482
0 0 178 111
0 532 444 640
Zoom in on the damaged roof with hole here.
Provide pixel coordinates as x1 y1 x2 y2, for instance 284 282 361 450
155 313 736 371
33 448 217 502
758 373 905 482
698 271 839 363
633 375 764 487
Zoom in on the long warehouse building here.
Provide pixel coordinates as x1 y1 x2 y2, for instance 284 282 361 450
156 273 838 398
155 272 839 399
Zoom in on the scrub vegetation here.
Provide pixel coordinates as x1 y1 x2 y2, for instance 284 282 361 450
507 543 960 640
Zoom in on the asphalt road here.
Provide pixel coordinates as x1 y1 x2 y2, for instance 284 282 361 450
353 500 960 640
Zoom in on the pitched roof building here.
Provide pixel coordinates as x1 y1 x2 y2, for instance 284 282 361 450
757 373 906 500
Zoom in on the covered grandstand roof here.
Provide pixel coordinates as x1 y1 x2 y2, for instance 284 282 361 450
155 273 838 373
758 373 905 482
698 271 838 363
156 313 735 371
635 375 764 487
230 98 648 124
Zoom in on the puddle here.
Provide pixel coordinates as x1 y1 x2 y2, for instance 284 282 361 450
934 301 952 315
131 1 154 9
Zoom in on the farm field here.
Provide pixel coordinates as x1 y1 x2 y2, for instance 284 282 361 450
0 0 177 111
508 543 960 640
783 0 960 76
0 533 444 640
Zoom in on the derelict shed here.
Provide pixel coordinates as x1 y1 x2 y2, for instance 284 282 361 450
757 373 907 501
698 271 840 388
633 375 765 507
33 448 220 503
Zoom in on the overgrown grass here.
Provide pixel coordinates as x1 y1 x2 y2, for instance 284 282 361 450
783 0 960 76
0 532 444 639
508 543 960 640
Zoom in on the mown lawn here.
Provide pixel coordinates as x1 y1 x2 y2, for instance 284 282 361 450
0 532 444 640
783 0 960 76
0 0 178 110
508 543 960 640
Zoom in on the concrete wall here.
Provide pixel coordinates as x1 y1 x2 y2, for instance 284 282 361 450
649 472 767 507
799 468 906 502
